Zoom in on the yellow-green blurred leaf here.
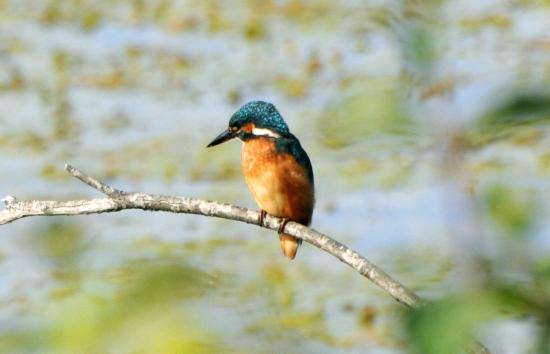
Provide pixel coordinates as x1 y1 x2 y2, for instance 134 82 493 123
318 83 412 148
406 294 497 354
485 185 535 237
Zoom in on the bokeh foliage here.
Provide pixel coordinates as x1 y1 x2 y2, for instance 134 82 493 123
0 221 221 354
0 0 549 353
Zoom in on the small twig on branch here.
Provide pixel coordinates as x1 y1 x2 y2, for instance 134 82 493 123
65 164 124 197
0 164 490 354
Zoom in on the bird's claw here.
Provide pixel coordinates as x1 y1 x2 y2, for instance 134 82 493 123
258 209 267 226
278 218 290 234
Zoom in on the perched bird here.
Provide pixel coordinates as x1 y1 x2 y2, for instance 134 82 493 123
207 101 315 260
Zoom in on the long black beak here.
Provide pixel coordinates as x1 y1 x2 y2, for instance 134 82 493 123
207 128 238 147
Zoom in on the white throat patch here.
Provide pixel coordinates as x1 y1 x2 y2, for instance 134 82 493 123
252 127 280 138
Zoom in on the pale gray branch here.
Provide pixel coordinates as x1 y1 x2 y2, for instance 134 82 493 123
65 163 124 197
0 165 490 354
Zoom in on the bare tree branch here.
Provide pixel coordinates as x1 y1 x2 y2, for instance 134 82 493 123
65 164 124 197
0 164 490 354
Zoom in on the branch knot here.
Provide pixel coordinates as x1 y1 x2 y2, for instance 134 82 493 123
1 195 17 209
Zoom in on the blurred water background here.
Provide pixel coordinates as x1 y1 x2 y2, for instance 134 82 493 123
0 1 549 353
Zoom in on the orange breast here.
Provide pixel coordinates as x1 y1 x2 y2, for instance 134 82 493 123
241 138 314 225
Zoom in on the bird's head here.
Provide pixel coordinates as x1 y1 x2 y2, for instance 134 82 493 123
207 101 290 147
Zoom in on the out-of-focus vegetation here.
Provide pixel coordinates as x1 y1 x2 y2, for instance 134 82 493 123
1 221 222 354
0 0 550 353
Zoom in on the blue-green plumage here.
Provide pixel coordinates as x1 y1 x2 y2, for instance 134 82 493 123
227 101 314 183
207 101 315 260
230 101 290 136
275 135 314 183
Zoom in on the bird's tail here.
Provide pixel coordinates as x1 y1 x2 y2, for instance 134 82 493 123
279 234 301 260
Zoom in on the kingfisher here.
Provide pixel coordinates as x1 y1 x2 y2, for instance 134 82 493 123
207 101 315 260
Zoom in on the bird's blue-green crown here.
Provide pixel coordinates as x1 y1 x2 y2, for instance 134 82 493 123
229 101 290 136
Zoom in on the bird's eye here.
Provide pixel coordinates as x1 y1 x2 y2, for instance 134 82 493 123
230 126 238 132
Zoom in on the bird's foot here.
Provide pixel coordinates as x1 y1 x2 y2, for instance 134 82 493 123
278 218 290 234
258 209 267 226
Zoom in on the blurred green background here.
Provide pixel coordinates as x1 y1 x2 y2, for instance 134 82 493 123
0 1 549 353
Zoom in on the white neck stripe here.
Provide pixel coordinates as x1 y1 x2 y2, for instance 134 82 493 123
252 127 280 138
